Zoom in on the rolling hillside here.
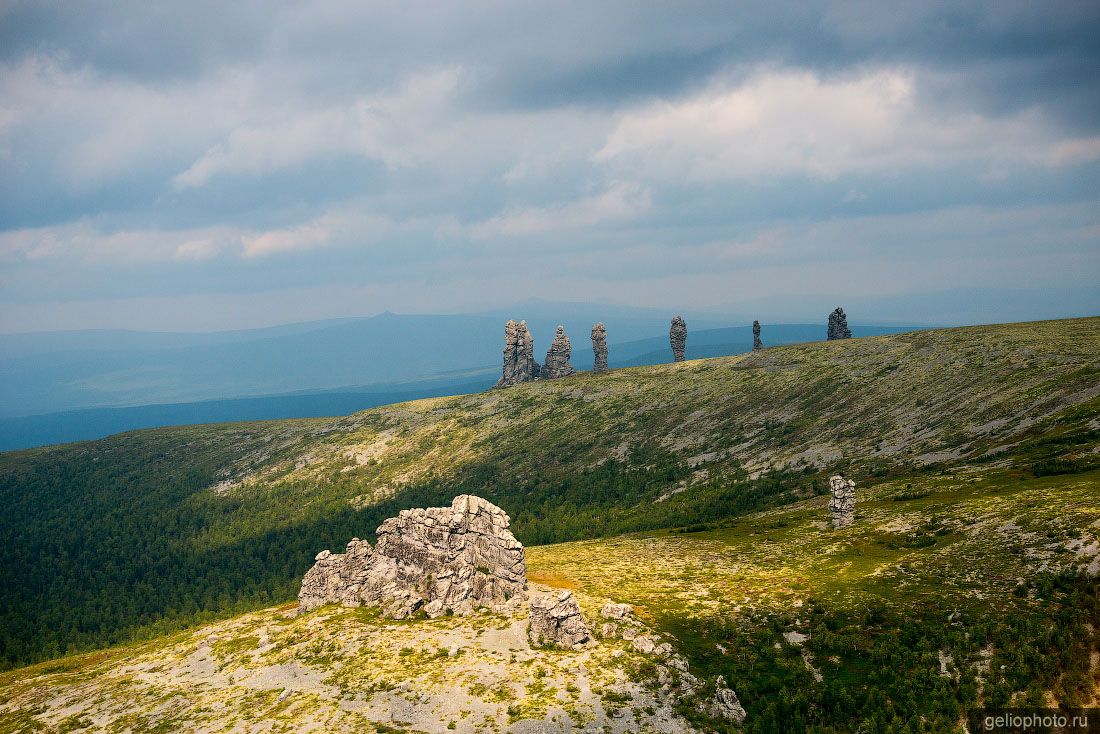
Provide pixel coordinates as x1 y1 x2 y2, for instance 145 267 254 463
1 317 1097 682
2 464 1097 732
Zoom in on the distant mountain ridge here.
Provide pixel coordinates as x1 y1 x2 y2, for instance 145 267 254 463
0 302 741 418
0 321 920 451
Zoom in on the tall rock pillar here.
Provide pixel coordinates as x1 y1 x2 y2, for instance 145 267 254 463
591 323 608 373
827 308 852 340
542 325 576 380
669 316 687 362
495 319 540 387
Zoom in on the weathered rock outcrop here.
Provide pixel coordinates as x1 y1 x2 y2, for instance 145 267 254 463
709 676 748 724
591 323 608 373
827 307 852 340
299 495 527 618
495 319 540 387
670 316 687 362
828 475 856 528
529 590 590 647
541 325 576 380
753 320 763 351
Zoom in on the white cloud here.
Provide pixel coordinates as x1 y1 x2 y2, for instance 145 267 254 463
0 206 420 264
240 222 332 258
172 68 468 188
0 221 242 263
0 56 257 189
596 67 1100 181
470 182 651 239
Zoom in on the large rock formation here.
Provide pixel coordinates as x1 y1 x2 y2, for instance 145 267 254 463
299 495 527 618
752 320 763 351
827 307 852 340
495 320 540 387
591 323 608 373
541 325 576 380
828 475 856 528
670 316 687 362
529 590 590 648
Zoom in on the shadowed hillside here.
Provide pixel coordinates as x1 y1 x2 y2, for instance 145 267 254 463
1 317 1097 671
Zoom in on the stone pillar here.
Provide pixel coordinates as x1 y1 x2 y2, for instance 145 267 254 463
827 308 852 340
542 325 576 380
670 316 687 362
828 475 856 528
591 323 608 373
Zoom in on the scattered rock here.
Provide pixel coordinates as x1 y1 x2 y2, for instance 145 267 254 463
599 622 618 638
829 475 857 528
591 323 608 373
495 319 540 387
631 635 672 657
710 676 747 724
783 630 808 645
541 325 577 380
670 316 687 362
599 602 634 620
528 590 590 648
753 320 763 351
827 307 852 340
299 495 527 618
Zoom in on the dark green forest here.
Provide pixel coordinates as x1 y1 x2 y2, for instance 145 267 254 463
670 572 1100 733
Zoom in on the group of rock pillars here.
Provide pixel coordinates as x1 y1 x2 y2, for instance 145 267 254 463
495 306 852 388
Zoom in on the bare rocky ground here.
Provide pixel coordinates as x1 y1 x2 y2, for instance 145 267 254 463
0 586 699 734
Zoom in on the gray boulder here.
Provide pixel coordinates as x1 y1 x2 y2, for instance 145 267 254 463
299 495 527 618
711 676 747 724
542 325 576 380
591 323 608 373
670 316 687 362
599 602 634 620
495 319 540 387
529 590 590 648
828 475 856 528
827 307 852 340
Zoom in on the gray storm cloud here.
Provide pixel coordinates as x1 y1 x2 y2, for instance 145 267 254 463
0 0 1097 331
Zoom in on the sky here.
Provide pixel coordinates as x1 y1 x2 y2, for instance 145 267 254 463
0 0 1098 333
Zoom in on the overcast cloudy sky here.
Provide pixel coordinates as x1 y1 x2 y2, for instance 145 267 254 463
1 1 1098 332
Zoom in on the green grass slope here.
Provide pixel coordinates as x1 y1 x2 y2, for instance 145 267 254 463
1 317 1098 671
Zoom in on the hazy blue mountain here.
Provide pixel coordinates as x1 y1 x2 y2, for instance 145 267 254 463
0 375 497 452
0 302 735 418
